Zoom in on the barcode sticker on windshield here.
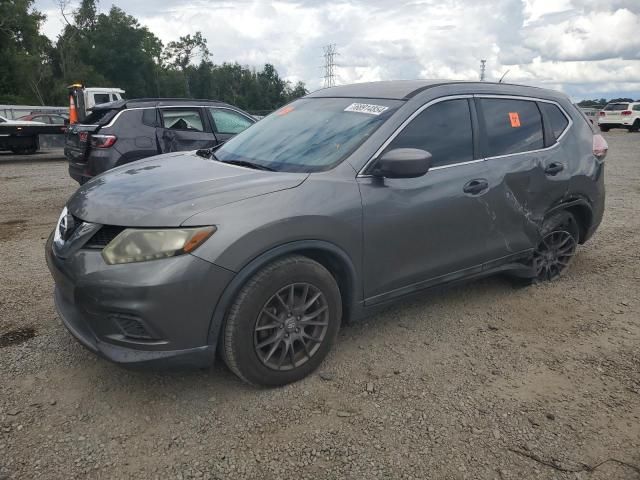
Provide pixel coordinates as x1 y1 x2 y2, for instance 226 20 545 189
344 103 389 115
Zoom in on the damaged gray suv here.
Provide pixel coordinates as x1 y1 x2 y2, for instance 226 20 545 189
46 80 607 386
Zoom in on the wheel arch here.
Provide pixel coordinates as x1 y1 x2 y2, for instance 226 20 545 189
545 198 593 244
207 240 359 348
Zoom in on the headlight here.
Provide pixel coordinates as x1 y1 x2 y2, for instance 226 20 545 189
102 227 216 265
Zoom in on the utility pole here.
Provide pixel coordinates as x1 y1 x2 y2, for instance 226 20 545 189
323 44 338 88
480 59 486 81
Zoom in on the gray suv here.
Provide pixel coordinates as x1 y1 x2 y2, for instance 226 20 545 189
65 98 255 184
46 80 607 386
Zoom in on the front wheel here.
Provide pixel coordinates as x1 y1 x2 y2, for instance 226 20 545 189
599 125 610 132
222 255 342 386
628 120 640 133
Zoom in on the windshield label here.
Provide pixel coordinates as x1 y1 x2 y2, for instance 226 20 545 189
344 103 389 115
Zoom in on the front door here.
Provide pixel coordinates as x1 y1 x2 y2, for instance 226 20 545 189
157 107 219 153
358 97 505 304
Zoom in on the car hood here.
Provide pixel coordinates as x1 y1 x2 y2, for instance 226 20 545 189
67 152 309 227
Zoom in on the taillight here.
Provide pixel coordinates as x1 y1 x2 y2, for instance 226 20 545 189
621 110 632 116
90 134 117 148
599 111 606 116
78 131 88 142
593 134 608 160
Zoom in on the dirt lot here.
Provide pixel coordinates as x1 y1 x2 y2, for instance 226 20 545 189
1 134 639 479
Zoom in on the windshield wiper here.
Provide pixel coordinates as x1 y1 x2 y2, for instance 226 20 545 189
222 160 276 172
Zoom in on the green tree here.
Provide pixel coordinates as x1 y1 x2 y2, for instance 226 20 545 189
0 0 53 104
163 32 210 97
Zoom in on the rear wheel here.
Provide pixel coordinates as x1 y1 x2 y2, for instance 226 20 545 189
599 125 610 132
527 211 579 284
629 120 640 133
222 255 342 386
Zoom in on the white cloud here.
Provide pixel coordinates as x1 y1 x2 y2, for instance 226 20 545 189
34 0 640 99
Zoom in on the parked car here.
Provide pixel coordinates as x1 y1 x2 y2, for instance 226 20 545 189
598 101 640 132
0 114 45 125
64 98 256 184
17 112 69 125
46 80 607 386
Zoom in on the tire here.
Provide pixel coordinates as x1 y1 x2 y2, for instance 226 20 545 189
629 120 640 133
599 125 610 132
222 255 342 386
522 211 580 284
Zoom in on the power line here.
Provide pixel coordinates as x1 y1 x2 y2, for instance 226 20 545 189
480 59 486 81
323 44 338 88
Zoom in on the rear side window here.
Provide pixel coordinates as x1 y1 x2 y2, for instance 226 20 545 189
142 108 158 127
385 98 473 168
479 98 544 157
539 102 569 141
209 108 253 134
161 108 204 132
604 103 629 111
633 105 640 111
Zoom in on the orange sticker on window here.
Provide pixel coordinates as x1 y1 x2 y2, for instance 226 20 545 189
509 112 521 127
277 106 294 116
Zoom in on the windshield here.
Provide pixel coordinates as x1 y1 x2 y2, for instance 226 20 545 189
215 97 403 172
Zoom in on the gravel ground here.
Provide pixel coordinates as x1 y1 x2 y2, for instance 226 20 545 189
1 132 639 479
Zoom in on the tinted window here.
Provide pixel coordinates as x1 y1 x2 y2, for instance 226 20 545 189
479 99 544 157
539 102 569 141
142 108 158 127
633 105 640 111
32 115 50 123
50 115 65 125
83 108 118 125
385 99 473 167
209 108 253 134
604 103 629 111
161 109 204 132
93 94 111 105
111 94 118 101
215 98 402 173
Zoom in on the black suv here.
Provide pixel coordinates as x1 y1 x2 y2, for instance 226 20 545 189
65 98 256 184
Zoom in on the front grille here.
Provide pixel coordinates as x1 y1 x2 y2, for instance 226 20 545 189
111 314 154 340
84 225 125 249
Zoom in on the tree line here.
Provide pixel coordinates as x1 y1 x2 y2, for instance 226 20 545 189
577 98 639 108
0 0 307 113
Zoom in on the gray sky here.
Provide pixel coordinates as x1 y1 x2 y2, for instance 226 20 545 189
35 0 640 101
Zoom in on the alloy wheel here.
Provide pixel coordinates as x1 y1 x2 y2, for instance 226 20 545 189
254 283 329 371
532 230 577 281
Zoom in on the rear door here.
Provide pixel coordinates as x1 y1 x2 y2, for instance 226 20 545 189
156 107 219 153
475 96 557 260
207 108 255 143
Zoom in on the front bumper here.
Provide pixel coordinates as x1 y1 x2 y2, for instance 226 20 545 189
46 234 234 367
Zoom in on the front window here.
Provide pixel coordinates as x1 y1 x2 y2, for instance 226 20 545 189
215 98 402 172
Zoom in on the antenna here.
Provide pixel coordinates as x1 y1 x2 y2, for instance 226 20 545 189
498 69 510 83
480 59 486 81
322 44 338 88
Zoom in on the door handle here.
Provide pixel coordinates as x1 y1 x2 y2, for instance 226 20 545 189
544 162 564 176
463 178 489 195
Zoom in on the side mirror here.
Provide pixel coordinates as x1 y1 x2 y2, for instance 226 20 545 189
372 148 432 179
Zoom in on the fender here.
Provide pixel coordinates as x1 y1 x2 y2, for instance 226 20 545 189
545 196 593 217
206 239 359 348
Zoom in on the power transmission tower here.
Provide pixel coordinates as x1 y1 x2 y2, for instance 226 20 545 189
323 44 338 88
480 59 487 81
